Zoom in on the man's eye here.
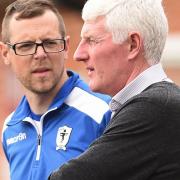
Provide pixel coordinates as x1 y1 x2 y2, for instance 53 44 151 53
88 38 98 44
16 43 34 50
44 41 57 47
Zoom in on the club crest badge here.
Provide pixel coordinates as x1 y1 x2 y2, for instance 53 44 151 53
56 126 72 151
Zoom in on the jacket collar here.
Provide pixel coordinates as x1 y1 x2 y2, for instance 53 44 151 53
6 70 80 126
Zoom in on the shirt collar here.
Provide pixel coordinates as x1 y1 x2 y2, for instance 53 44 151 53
109 63 172 112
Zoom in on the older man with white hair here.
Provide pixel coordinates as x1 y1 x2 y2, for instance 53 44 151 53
49 0 180 179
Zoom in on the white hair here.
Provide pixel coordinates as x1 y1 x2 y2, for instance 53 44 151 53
82 0 168 65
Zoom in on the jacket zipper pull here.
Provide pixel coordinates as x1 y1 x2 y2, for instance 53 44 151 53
37 134 41 145
36 134 41 161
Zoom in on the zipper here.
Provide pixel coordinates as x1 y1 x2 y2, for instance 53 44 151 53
23 107 58 162
36 134 41 161
34 107 58 161
23 117 42 161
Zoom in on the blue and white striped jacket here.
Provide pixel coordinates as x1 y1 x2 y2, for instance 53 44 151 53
2 71 111 180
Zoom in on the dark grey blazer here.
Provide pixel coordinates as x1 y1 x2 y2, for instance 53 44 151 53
49 82 180 180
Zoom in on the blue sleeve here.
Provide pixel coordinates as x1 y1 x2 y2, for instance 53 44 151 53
98 110 111 137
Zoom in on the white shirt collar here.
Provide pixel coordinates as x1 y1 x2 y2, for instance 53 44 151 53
109 63 172 112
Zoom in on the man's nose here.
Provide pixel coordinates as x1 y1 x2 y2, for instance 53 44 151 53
34 44 47 59
73 42 89 62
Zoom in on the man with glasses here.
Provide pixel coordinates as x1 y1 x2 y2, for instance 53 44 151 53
0 0 111 180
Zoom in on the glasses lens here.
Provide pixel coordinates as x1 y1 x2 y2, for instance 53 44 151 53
15 42 36 56
43 39 65 53
15 42 36 55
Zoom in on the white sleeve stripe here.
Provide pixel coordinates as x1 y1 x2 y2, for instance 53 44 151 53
65 87 109 124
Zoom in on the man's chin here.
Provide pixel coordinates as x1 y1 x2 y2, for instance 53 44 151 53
89 82 101 93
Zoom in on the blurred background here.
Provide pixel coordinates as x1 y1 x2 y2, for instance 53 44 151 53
0 0 180 179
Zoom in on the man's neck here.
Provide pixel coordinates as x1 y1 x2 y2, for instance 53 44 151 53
26 91 56 115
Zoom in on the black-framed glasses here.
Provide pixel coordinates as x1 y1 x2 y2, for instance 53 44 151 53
6 39 66 56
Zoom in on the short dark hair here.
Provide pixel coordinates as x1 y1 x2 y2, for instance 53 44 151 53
1 0 66 42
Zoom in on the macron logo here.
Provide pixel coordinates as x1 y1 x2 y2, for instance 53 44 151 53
6 133 27 146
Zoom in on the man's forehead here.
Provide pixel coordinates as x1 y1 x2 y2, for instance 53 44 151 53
81 18 106 37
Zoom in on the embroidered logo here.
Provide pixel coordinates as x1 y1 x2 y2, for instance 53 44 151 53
56 126 72 151
6 133 27 146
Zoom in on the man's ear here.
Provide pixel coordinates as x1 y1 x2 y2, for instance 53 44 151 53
127 32 142 60
64 35 70 59
65 35 70 51
0 41 11 65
